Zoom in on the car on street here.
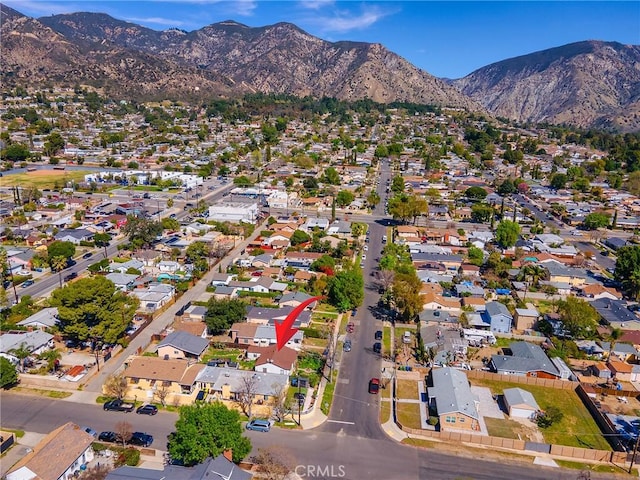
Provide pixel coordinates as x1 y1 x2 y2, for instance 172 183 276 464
98 431 120 443
64 272 78 282
103 399 135 412
346 322 355 333
369 378 380 394
82 252 93 259
375 330 383 340
361 254 366 261
128 432 153 447
363 245 368 251
351 309 357 317
343 339 352 352
21 279 34 288
136 404 158 415
82 426 97 438
373 342 382 353
246 419 271 432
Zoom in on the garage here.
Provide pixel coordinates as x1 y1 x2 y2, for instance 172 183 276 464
503 387 540 418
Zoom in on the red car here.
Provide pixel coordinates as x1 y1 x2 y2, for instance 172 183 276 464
368 378 380 394
346 322 355 333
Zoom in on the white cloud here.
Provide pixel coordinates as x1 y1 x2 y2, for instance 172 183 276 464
124 16 189 27
307 5 392 33
298 0 335 10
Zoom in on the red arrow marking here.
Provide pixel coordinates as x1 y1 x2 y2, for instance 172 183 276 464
275 295 324 350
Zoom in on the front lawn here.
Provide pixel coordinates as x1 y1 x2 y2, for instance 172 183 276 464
484 417 526 440
397 402 421 429
471 378 610 450
396 379 419 400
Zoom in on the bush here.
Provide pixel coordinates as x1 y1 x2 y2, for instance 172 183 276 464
118 448 140 466
427 416 439 426
79 240 95 247
300 327 324 339
536 406 563 428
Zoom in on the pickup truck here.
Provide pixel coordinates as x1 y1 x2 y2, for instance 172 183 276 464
103 399 135 412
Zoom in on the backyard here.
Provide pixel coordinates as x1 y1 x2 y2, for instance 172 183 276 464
471 378 611 450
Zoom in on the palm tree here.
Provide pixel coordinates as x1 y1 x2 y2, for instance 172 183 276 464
38 349 62 373
50 255 68 287
10 342 31 373
606 327 623 360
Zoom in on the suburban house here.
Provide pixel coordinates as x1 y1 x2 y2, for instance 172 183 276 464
245 305 311 328
490 341 561 379
247 345 298 375
194 366 288 415
0 330 54 364
422 292 461 313
54 228 94 245
578 283 622 300
427 367 480 432
130 283 175 312
254 325 303 350
16 307 59 330
181 305 207 322
514 306 540 331
278 291 318 309
590 298 640 327
105 272 138 291
157 331 209 361
106 454 252 480
173 320 208 339
606 360 640 382
541 260 588 286
503 387 540 418
108 259 145 275
302 217 330 232
412 252 464 271
481 301 513 333
229 322 259 345
120 356 204 405
6 422 95 480
284 251 323 270
210 273 234 287
326 220 352 237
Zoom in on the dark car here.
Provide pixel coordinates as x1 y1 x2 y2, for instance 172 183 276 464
375 330 383 340
293 392 306 405
369 378 380 394
343 340 352 352
98 431 120 443
64 272 78 282
373 342 382 353
82 252 92 259
103 399 135 412
128 432 153 447
21 279 35 288
136 404 158 416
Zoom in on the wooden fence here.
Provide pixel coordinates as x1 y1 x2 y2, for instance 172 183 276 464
465 369 576 390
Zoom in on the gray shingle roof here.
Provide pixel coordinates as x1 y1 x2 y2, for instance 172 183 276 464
106 455 252 480
158 331 209 356
491 341 559 376
503 387 539 410
429 367 478 420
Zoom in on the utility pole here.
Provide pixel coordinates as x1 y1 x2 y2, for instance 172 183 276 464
630 432 640 473
297 374 301 426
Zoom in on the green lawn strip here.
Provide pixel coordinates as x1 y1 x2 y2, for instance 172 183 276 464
4 429 25 438
380 398 391 423
484 417 525 440
317 303 338 313
383 326 391 356
493 337 511 348
555 460 635 475
200 348 244 364
321 373 336 415
303 337 328 348
396 379 419 399
471 378 610 450
397 402 422 429
12 387 72 399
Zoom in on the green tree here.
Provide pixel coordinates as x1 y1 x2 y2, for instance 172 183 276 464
550 173 568 190
9 343 31 373
497 179 516 196
168 402 251 466
161 217 180 231
335 190 355 207
351 222 368 238
38 349 61 373
582 212 610 230
328 268 364 312
43 132 65 156
233 176 253 187
186 241 211 276
391 176 405 194
122 215 163 249
615 246 640 300
290 229 311 246
323 167 340 185
50 255 68 288
205 298 246 335
556 297 598 338
392 271 423 322
49 276 139 343
47 240 76 261
467 246 484 267
93 232 110 258
311 255 335 273
366 191 380 208
471 203 494 223
302 177 319 191
2 143 31 162
0 356 18 388
464 186 487 200
374 144 388 158
495 220 521 249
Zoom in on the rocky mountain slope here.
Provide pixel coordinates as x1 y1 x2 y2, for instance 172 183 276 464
15 7 478 109
453 41 640 131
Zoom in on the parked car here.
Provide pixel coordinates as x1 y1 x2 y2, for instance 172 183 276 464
82 426 97 438
103 399 135 412
21 279 35 288
82 252 93 259
374 330 383 340
64 272 78 282
136 404 158 416
246 419 271 432
346 322 355 333
368 378 380 394
293 392 306 405
128 432 153 447
343 340 352 352
403 331 412 344
373 342 382 354
98 431 120 443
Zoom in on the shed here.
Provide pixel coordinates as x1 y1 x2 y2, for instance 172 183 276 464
503 387 540 418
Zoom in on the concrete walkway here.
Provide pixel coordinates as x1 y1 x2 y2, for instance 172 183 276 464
0 432 46 478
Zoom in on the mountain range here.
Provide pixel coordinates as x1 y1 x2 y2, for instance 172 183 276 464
2 4 639 131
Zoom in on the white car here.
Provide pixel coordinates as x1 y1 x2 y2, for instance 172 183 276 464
361 254 366 260
363 245 369 251
571 230 583 236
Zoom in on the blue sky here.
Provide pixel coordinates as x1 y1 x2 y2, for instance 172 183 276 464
6 1 640 78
